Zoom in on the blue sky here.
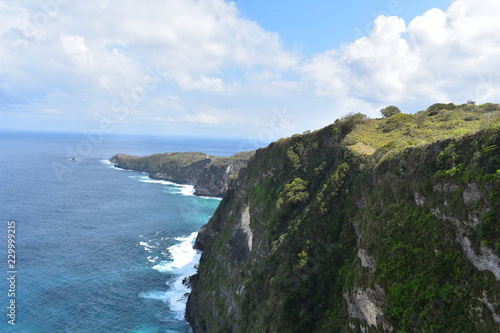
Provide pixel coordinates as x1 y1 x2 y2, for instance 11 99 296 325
238 0 452 53
0 0 499 141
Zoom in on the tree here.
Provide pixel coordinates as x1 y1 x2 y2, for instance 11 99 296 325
380 106 401 118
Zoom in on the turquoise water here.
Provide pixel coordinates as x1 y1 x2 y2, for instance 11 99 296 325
0 132 248 332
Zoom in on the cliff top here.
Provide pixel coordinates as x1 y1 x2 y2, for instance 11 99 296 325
344 102 500 155
111 150 255 170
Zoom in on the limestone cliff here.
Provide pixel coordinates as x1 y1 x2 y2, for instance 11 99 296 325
186 106 500 332
110 151 254 197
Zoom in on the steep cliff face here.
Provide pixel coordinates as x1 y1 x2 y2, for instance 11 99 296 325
193 159 248 197
186 110 500 332
109 151 254 197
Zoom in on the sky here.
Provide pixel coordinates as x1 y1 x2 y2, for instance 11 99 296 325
1 0 499 141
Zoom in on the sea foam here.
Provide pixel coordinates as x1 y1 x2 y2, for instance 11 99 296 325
139 178 176 186
139 241 156 253
179 185 195 196
152 233 198 272
105 161 198 196
114 166 133 171
140 232 200 320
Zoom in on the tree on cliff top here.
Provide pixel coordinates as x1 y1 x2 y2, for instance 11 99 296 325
380 106 401 118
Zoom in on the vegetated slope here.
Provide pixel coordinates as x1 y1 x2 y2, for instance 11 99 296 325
110 151 254 197
186 103 500 332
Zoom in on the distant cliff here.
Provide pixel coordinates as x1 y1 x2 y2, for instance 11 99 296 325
186 103 500 332
110 151 254 197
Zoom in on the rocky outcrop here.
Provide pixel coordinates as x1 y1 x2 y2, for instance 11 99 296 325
109 151 254 197
344 285 393 331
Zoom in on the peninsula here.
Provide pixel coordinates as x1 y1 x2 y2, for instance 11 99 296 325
110 150 254 197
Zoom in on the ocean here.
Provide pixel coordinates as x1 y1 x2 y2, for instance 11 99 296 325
0 132 255 333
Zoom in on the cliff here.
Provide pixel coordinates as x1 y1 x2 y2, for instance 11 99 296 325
186 103 500 332
109 151 254 197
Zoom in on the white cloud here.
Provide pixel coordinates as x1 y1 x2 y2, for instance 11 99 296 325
41 108 65 119
60 35 94 67
177 74 225 92
148 116 175 123
183 112 220 124
303 0 500 115
42 109 64 115
0 0 298 111
1 0 500 136
152 95 183 110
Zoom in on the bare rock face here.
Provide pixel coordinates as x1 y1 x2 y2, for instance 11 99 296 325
194 159 249 197
463 182 483 205
357 249 375 272
228 205 253 264
345 286 393 331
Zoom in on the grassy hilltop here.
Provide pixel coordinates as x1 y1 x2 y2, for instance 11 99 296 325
347 102 500 155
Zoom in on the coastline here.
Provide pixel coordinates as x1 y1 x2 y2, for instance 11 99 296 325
108 152 252 198
105 158 219 327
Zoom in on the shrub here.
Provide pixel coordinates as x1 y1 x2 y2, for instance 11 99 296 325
277 178 310 208
426 103 457 116
481 103 500 112
380 106 401 118
381 112 412 132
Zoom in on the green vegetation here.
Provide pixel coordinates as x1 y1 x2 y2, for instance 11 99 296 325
372 203 496 331
276 178 309 208
187 103 500 333
347 102 500 155
111 151 255 174
111 151 208 173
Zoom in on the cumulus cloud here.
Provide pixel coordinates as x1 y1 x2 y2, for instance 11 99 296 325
303 0 500 115
0 0 298 112
1 0 500 135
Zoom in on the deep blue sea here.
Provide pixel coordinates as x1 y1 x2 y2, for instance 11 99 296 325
0 132 254 333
